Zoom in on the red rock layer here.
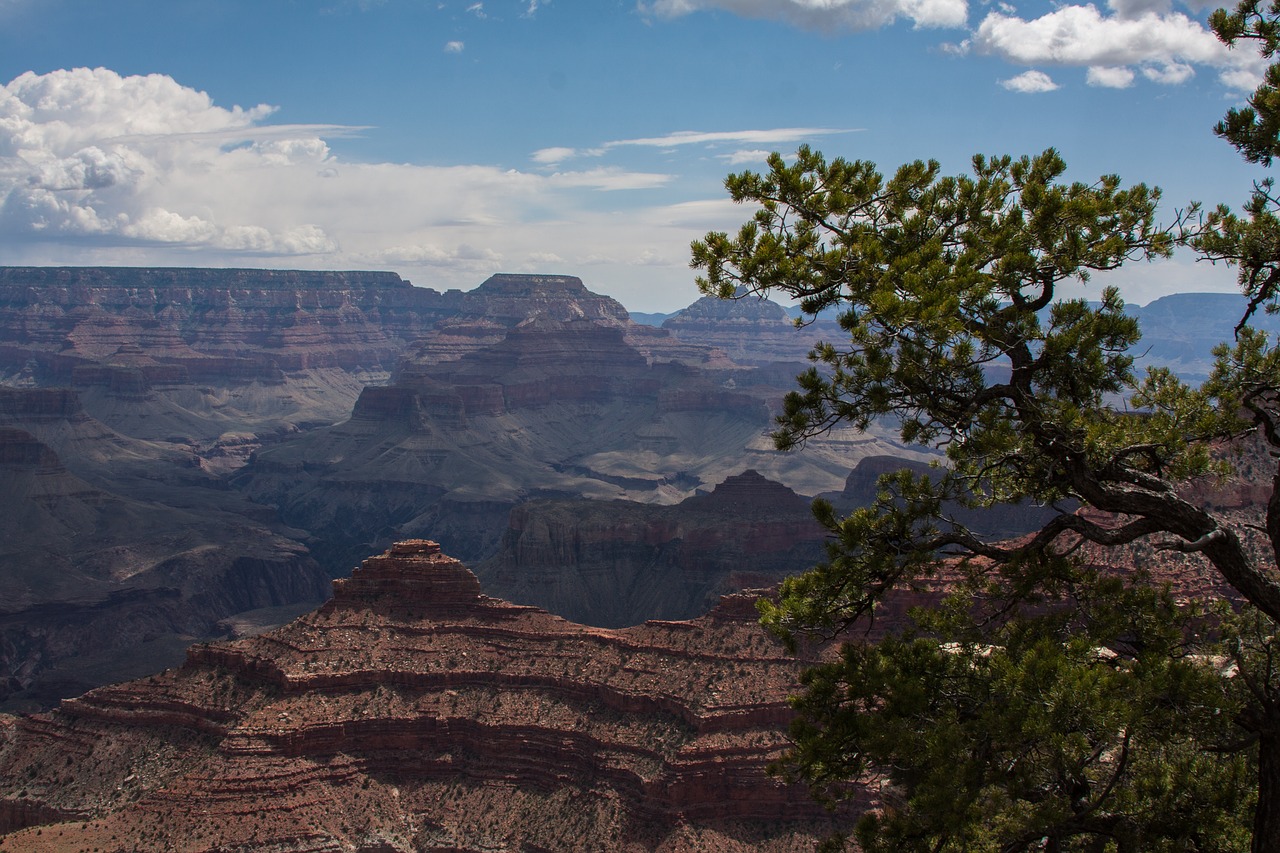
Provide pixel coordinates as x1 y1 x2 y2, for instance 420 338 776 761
0 266 462 384
0 541 853 852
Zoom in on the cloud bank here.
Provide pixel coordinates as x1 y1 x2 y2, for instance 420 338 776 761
0 67 741 309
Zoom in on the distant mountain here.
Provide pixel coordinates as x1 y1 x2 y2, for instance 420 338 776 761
1125 292 1280 380
627 310 674 326
661 288 842 365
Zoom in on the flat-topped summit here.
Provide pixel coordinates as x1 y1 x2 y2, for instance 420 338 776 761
0 266 413 291
472 272 593 295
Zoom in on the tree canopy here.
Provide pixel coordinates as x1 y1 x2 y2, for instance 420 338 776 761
690 11 1280 847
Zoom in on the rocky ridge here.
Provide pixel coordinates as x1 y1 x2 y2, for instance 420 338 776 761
660 289 843 366
476 470 828 626
0 386 330 710
0 541 852 852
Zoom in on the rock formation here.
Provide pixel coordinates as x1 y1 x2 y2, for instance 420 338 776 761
660 288 844 366
476 470 828 626
0 387 330 710
236 313 898 574
0 541 853 852
399 272 733 369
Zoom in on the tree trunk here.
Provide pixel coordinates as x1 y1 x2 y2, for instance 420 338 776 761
1254 730 1280 853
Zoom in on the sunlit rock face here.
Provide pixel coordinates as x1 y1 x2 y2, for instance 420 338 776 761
0 541 854 852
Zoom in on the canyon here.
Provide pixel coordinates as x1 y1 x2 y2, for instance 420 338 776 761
0 267 889 707
0 265 1269 711
0 540 854 852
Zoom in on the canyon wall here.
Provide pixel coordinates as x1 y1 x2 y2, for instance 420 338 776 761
0 541 856 852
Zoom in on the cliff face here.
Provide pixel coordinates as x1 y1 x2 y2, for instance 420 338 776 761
476 470 828 627
0 266 466 447
0 541 853 852
0 387 331 710
0 266 456 377
237 314 896 574
660 290 845 366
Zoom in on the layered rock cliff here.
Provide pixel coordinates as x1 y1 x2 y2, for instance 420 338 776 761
0 541 852 852
237 315 898 574
0 266 467 447
659 289 844 366
0 387 330 710
476 470 828 626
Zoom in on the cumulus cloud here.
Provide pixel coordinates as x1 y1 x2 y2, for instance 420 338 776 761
444 40 465 52
0 67 712 309
0 68 341 253
639 0 967 31
973 5 1263 90
1000 69 1060 92
1086 65 1136 87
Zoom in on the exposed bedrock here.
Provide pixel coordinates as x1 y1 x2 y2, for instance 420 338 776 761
0 540 856 851
0 389 331 710
475 470 828 627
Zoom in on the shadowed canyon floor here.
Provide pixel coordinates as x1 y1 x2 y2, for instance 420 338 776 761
0 541 854 852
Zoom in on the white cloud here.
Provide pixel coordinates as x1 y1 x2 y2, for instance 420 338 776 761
973 5 1264 90
605 127 856 149
531 146 578 165
720 149 773 166
1000 69 1060 92
1142 61 1194 83
0 68 341 254
639 0 967 31
1086 65 1136 87
534 127 858 166
444 40 466 52
0 67 713 311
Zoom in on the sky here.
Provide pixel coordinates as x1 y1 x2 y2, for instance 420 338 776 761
0 0 1272 312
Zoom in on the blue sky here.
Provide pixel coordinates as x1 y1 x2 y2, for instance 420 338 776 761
0 0 1270 311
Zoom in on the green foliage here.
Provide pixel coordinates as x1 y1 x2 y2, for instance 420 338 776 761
786 572 1254 852
694 137 1280 845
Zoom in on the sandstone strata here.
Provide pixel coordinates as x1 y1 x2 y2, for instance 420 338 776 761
0 541 851 852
